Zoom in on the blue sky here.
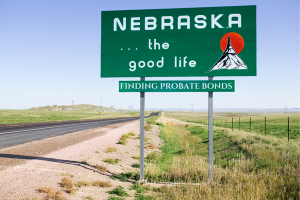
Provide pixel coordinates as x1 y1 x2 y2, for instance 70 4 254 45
0 0 299 110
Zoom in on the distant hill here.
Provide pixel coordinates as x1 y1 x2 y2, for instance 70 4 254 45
30 104 108 111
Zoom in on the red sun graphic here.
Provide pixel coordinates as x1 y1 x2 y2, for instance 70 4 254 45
220 32 244 54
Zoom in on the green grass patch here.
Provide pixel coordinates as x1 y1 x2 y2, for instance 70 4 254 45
108 196 125 200
103 158 120 165
131 163 140 168
135 194 154 200
128 131 136 136
107 186 130 197
110 172 139 182
121 134 131 139
117 139 127 145
145 116 159 125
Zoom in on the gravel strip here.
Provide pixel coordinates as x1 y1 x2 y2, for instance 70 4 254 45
0 120 141 200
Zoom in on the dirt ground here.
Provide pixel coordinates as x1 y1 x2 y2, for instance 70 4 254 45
0 120 163 200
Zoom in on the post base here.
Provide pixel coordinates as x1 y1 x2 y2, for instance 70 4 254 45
138 179 147 184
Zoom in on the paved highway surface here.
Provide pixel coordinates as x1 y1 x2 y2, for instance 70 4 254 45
0 112 158 149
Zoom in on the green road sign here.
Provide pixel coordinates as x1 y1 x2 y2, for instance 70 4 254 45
101 6 256 78
119 80 235 92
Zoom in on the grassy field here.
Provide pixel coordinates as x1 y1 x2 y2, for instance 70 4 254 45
143 113 300 199
165 111 300 140
0 104 150 124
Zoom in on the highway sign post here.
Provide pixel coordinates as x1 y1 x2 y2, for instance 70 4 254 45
101 5 256 183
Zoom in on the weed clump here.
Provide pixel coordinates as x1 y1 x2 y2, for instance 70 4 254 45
147 143 155 149
92 180 112 187
38 187 66 200
75 181 90 187
121 134 131 139
104 158 120 165
108 186 130 197
110 172 139 182
132 155 140 159
105 146 117 153
128 131 136 136
130 183 150 194
118 139 127 145
60 177 76 194
81 161 88 165
94 164 107 172
145 124 152 131
135 194 154 200
146 151 161 161
132 163 140 168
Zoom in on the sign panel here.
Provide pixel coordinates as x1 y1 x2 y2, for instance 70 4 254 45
119 80 235 92
101 6 256 77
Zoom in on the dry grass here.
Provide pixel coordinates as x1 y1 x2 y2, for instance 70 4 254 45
75 181 90 187
147 143 156 149
128 131 136 136
91 180 112 187
94 164 107 172
60 173 74 178
105 146 117 153
121 134 131 139
132 155 140 159
147 114 300 199
38 187 66 200
60 177 76 194
145 124 152 131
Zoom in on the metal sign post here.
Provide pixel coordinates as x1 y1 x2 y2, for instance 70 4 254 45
139 77 146 182
208 76 214 182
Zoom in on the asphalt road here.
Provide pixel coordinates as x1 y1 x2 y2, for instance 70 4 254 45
0 117 139 150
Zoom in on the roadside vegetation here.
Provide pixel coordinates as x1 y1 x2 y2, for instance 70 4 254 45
34 112 299 199
105 146 117 153
104 158 120 165
0 104 152 124
144 113 300 199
